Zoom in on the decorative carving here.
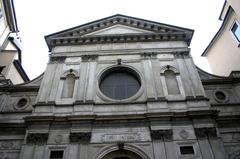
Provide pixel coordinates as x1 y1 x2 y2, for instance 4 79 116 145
101 133 141 143
179 130 189 139
69 132 91 143
55 135 63 143
117 59 122 65
0 141 22 150
49 56 66 64
81 55 98 61
142 52 156 58
118 143 124 150
1 141 13 149
174 51 190 58
26 133 48 145
194 127 217 139
150 129 173 141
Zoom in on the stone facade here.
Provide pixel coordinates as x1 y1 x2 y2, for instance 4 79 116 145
0 15 240 159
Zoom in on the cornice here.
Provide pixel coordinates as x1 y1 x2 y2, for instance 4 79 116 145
24 110 218 122
45 14 194 51
48 32 189 48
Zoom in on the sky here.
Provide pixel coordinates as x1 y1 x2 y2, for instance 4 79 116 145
14 0 224 80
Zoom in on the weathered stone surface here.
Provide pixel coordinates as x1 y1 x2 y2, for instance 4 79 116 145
0 14 239 159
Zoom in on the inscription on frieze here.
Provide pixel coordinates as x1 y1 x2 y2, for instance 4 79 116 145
101 133 141 142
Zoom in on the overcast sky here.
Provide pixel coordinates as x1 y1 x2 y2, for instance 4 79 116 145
14 0 224 80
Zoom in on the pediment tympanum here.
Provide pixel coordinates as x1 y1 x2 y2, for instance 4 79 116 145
82 24 155 36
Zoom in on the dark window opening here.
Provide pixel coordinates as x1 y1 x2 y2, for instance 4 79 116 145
50 150 64 159
17 98 28 108
215 91 226 100
232 22 240 42
180 146 194 155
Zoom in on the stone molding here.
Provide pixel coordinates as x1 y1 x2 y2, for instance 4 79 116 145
49 56 66 64
81 54 98 62
194 127 217 139
69 132 91 143
150 129 173 141
50 33 188 47
141 52 157 59
45 15 193 50
26 133 48 145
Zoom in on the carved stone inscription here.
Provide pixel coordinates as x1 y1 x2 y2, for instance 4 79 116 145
101 133 140 143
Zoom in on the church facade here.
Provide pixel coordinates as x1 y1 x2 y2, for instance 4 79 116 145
0 15 240 159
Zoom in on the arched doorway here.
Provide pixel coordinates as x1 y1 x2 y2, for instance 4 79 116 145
102 150 143 159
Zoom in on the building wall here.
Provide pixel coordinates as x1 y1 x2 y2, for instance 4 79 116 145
206 11 240 76
0 0 9 48
1 15 239 159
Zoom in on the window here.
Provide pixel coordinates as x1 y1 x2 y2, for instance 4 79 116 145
231 22 240 42
50 150 64 159
61 74 76 98
99 67 141 100
17 98 28 108
180 146 194 155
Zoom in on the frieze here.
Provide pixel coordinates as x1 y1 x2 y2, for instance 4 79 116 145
69 132 91 143
81 54 98 62
150 129 173 141
141 52 157 59
26 133 48 145
0 141 22 150
101 133 141 143
194 127 217 139
0 141 13 150
50 33 188 47
174 51 190 58
49 56 66 64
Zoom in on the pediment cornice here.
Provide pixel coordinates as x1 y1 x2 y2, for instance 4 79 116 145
45 14 194 50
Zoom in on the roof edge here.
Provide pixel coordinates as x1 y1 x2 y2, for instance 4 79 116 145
201 7 233 57
13 60 30 82
219 0 227 20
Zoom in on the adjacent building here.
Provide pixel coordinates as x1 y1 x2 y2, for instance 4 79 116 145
0 14 240 159
0 0 29 85
202 0 240 76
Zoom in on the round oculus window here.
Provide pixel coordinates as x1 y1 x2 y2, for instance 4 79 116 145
15 98 28 109
99 67 141 100
215 91 226 100
214 90 228 103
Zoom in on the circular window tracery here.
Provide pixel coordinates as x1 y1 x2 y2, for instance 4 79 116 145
99 67 141 100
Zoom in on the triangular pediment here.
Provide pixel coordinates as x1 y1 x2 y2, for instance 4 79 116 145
45 14 194 50
82 24 155 36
